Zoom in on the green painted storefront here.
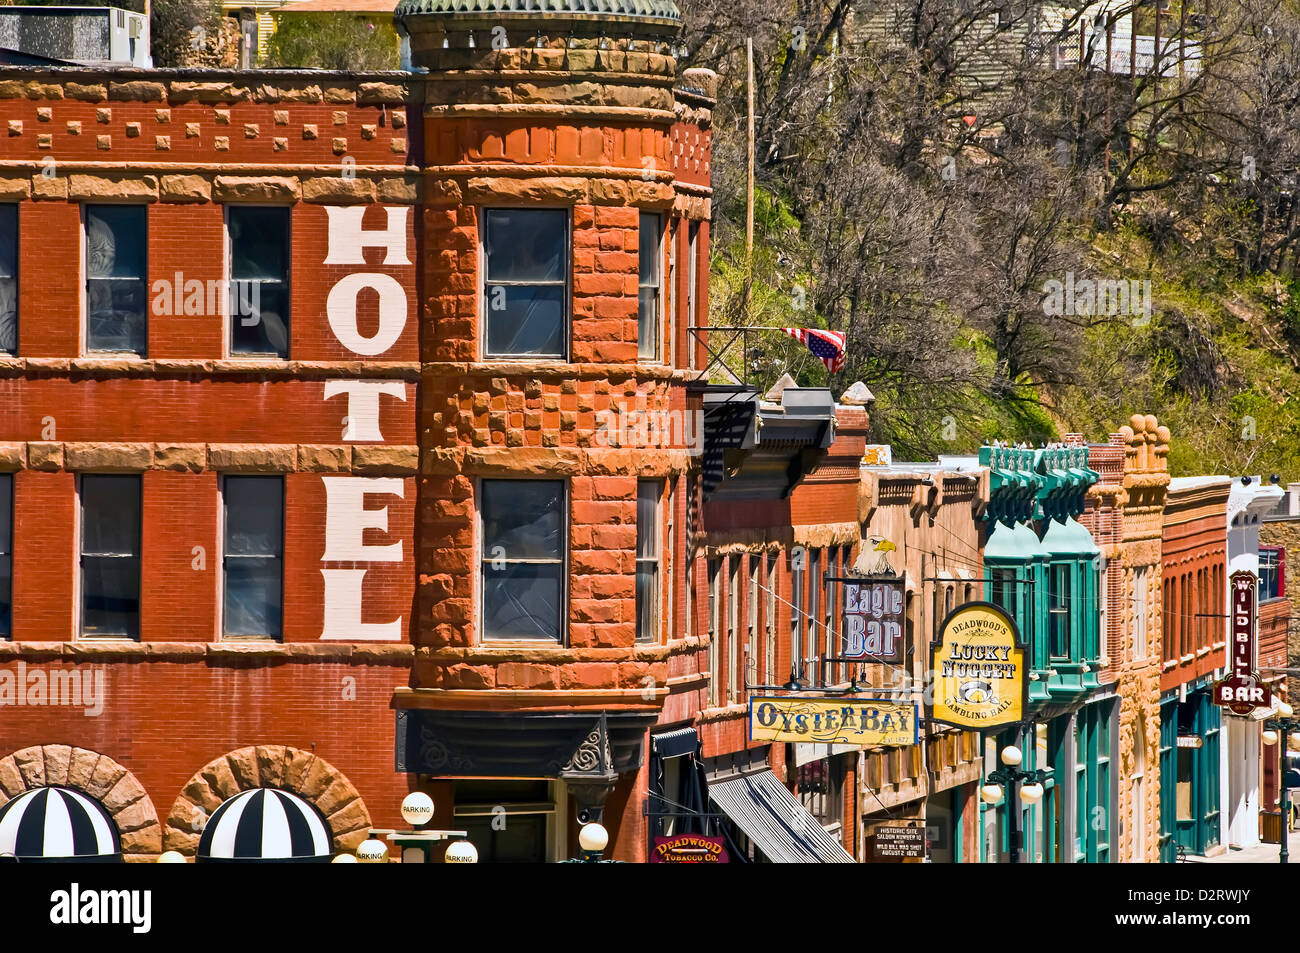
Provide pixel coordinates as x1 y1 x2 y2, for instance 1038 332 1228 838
976 445 1116 862
1159 687 1221 861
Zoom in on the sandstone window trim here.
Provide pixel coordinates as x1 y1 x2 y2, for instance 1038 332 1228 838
480 207 569 362
478 478 567 643
78 473 142 640
0 203 16 355
84 204 147 357
220 474 285 641
226 204 291 361
635 479 661 644
638 211 663 362
0 474 10 638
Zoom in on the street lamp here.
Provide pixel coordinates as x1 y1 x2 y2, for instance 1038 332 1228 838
577 821 609 862
1263 699 1298 864
980 742 1049 864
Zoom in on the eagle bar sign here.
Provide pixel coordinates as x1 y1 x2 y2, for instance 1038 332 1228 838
836 576 906 664
748 697 917 747
929 602 1027 731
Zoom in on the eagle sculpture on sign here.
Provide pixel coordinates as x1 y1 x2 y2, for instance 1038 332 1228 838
854 536 898 576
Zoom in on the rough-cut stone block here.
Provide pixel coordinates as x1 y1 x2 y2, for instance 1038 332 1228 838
65 82 107 101
0 178 30 200
358 82 408 104
352 445 419 474
159 174 210 203
108 81 166 102
13 747 46 788
464 176 588 204
0 757 23 798
226 748 260 790
213 175 299 203
41 745 72 786
297 445 351 472
64 442 154 471
255 745 289 787
301 176 376 204
31 175 66 200
68 174 158 201
66 748 101 793
0 443 24 470
153 444 206 471
120 824 163 855
377 177 419 203
206 444 296 471
26 441 62 470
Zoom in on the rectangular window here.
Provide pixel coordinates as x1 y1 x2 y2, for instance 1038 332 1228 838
86 205 146 354
765 553 777 683
222 476 284 638
686 223 698 370
638 212 661 360
228 206 290 358
990 567 1015 614
481 480 565 641
748 555 759 686
0 204 16 353
1260 548 1283 600
1049 563 1070 659
1131 567 1148 660
635 481 660 643
80 475 141 638
0 474 10 637
483 209 567 358
728 555 739 701
809 548 821 683
792 554 804 681
707 556 720 706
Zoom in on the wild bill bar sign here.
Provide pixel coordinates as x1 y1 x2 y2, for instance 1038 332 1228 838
839 577 906 664
748 697 917 747
929 602 1027 731
1214 569 1272 715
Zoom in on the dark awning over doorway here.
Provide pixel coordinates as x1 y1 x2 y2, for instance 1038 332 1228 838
708 770 855 863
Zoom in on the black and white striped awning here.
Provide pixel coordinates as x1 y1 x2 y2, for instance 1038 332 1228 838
0 786 121 862
197 789 333 863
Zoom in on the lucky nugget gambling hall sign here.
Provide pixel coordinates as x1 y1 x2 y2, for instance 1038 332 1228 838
929 602 1027 731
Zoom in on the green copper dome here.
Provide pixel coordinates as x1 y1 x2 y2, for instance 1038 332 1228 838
395 0 680 21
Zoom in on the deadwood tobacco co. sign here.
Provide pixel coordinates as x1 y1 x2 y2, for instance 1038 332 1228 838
929 602 1027 731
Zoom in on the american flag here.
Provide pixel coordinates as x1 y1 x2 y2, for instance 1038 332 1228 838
781 327 847 373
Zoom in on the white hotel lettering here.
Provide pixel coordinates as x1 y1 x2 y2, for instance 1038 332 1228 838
319 206 409 641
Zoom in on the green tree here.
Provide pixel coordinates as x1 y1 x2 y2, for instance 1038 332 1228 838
266 14 399 71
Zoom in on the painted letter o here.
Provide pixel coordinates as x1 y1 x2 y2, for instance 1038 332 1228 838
326 272 407 356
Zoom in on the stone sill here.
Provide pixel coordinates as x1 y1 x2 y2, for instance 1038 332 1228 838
418 360 686 381
0 640 413 664
414 639 695 663
393 685 663 709
0 357 420 380
696 702 747 723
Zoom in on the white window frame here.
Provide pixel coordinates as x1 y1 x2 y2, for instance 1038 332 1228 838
77 473 143 640
480 206 571 362
477 477 569 644
219 474 285 641
83 203 148 358
225 203 291 360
